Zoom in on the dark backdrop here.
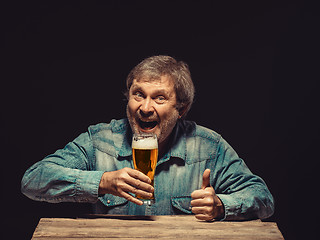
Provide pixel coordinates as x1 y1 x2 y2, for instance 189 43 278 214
2 1 319 239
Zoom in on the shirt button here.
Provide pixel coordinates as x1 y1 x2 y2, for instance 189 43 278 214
107 200 111 204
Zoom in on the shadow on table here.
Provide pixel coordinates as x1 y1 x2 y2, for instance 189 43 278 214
78 214 155 221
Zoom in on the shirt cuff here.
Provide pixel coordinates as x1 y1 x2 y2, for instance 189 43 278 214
75 170 105 203
216 194 241 221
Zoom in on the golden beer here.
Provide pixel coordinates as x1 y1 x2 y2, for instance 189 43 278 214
132 134 158 200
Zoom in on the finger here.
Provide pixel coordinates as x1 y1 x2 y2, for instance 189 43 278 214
121 183 153 199
191 206 212 215
191 188 214 199
125 177 154 193
194 214 214 221
191 197 213 207
127 168 152 184
191 189 203 199
191 206 203 215
201 169 211 189
119 190 144 206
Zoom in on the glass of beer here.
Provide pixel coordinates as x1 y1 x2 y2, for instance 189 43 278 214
132 133 158 202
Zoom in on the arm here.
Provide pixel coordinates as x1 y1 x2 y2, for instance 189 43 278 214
191 137 274 221
213 138 275 220
21 131 154 205
21 132 105 203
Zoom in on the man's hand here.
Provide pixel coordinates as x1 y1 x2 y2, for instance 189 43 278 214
191 169 224 221
98 167 154 206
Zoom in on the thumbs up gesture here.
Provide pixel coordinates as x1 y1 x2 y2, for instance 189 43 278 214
191 169 225 221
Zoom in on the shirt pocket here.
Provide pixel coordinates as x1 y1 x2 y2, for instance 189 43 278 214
171 196 193 214
98 194 128 214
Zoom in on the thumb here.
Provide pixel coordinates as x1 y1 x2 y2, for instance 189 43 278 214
201 169 211 189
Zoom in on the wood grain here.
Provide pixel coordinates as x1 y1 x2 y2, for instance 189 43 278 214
32 215 284 239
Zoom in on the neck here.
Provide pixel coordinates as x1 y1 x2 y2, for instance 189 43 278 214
158 137 170 160
158 121 179 159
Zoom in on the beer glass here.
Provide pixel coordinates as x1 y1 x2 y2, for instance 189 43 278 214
132 133 158 201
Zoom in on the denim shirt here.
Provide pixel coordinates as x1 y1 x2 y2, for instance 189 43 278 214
21 119 274 220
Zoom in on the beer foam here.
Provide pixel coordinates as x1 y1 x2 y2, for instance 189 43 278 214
132 137 158 149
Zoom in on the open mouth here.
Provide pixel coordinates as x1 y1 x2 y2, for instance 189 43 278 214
138 119 158 131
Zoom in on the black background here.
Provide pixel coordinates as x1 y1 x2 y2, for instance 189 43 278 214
2 1 319 239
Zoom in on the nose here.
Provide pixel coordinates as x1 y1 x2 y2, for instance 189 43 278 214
140 97 154 117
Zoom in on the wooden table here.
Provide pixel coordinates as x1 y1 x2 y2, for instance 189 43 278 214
32 215 284 239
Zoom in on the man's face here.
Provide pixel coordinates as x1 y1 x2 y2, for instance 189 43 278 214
127 75 180 144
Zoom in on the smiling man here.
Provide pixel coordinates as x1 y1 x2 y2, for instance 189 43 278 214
127 76 179 148
22 55 274 221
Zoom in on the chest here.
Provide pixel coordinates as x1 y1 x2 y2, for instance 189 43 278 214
95 150 208 215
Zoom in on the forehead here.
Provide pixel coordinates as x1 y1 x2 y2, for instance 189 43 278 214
131 75 175 93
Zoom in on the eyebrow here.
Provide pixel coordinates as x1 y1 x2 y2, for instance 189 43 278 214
130 84 171 97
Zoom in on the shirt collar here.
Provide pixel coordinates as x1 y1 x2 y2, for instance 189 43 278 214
168 120 187 160
155 120 187 165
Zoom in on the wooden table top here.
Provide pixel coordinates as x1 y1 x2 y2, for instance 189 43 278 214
32 215 284 239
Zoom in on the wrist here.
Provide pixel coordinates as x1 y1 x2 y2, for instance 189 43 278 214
98 172 110 195
214 195 225 220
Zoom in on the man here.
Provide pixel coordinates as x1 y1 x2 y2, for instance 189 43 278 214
21 55 274 221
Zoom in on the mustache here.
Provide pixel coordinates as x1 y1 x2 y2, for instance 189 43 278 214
134 111 159 122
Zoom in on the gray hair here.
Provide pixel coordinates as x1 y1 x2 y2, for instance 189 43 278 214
125 55 195 117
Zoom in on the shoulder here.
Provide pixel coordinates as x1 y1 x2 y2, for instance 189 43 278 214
181 120 221 143
88 118 128 135
180 120 222 161
87 119 129 156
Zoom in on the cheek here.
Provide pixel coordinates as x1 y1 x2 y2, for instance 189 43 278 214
158 107 179 124
127 99 139 114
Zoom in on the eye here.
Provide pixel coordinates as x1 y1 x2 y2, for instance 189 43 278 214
133 91 144 101
154 95 166 104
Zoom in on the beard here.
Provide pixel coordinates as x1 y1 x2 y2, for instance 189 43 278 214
126 105 180 144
